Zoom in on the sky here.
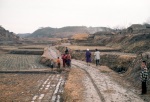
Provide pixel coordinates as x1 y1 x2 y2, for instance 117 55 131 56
0 0 150 33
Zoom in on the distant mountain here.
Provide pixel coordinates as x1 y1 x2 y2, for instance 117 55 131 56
17 33 31 38
23 26 112 38
0 26 20 44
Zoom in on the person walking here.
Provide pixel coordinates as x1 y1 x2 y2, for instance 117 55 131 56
57 57 61 69
85 49 91 66
94 49 100 66
66 53 71 68
62 54 67 68
65 47 69 54
140 61 148 95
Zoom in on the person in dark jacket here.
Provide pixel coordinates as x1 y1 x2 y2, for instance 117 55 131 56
85 49 91 66
66 53 71 68
140 61 148 95
65 47 69 54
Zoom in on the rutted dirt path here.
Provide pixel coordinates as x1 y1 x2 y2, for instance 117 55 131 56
72 59 144 102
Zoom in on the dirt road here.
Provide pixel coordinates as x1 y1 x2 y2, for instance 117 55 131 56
71 59 144 102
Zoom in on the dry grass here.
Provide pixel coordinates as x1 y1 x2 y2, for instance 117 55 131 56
125 41 146 51
66 45 116 50
118 55 136 60
0 46 18 51
98 66 112 73
63 68 85 102
71 34 89 40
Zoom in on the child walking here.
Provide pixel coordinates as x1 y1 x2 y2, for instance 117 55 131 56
57 57 61 69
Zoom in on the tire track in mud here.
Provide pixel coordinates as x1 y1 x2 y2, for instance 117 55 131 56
72 63 105 102
82 67 106 102
72 59 144 102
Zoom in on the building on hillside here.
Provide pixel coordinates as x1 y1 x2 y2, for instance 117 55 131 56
144 23 150 33
127 24 146 34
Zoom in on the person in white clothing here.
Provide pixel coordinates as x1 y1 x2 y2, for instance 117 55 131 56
94 49 100 66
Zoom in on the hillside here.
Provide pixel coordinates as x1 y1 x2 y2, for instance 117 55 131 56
20 26 112 38
71 33 89 40
75 24 150 53
0 26 20 44
17 33 31 38
84 33 150 53
106 33 150 53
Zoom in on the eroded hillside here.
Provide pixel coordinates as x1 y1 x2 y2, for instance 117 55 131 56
0 26 20 44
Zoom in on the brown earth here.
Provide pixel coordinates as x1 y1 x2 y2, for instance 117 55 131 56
0 74 50 101
71 34 89 40
63 68 85 102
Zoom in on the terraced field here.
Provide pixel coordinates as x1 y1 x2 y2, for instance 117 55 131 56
0 47 66 102
0 54 49 71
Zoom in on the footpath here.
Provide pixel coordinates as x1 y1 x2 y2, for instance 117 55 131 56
71 59 144 102
43 47 145 102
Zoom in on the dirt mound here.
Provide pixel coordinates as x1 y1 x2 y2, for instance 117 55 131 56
40 47 61 68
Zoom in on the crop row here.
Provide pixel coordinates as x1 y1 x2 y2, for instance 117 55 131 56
0 54 49 71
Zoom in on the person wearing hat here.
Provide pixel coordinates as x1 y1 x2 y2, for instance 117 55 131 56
85 49 91 66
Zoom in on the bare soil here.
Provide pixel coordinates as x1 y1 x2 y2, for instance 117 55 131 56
71 59 145 102
0 73 50 101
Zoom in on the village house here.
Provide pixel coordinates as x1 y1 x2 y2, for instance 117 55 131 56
127 24 150 34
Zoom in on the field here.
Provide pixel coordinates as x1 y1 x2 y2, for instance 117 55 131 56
0 44 66 102
0 73 65 102
0 54 49 71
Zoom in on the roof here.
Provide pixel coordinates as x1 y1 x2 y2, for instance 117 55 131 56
144 23 150 28
128 24 146 30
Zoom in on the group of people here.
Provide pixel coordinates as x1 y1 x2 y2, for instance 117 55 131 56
54 47 149 95
86 48 149 95
85 48 101 66
56 47 71 69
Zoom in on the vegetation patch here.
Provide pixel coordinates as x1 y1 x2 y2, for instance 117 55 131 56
63 68 85 102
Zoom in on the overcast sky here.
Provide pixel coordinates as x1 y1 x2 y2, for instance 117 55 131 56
0 0 150 33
